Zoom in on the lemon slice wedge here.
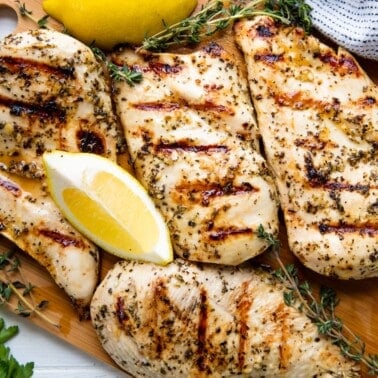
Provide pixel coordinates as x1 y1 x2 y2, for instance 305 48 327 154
43 151 173 265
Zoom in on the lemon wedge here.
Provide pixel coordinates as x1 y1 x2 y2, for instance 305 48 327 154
43 151 173 265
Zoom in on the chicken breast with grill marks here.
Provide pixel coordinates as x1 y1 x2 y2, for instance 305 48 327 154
0 172 98 317
112 43 279 265
235 17 378 279
91 258 359 377
0 29 123 315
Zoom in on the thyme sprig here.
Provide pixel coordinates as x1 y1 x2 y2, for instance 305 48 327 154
16 2 141 86
0 250 59 328
257 224 378 375
91 47 143 86
141 0 312 51
264 0 311 33
16 1 50 29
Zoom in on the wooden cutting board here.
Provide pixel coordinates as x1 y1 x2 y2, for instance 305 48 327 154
0 0 377 376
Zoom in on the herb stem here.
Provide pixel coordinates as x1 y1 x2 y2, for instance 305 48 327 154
0 252 59 329
15 1 50 29
141 0 311 52
257 224 378 374
91 46 143 86
7 281 59 328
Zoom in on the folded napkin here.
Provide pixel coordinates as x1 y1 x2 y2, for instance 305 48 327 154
306 0 378 60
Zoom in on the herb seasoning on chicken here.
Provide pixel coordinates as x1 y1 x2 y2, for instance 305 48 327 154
91 258 359 377
0 29 123 316
112 43 279 265
235 17 378 279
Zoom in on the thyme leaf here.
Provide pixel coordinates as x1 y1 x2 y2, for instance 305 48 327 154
16 0 51 29
0 250 58 328
16 3 142 86
141 0 312 52
15 1 32 17
264 0 311 33
91 46 143 86
37 14 50 29
257 224 378 375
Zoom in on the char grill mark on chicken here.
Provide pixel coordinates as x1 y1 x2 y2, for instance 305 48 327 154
235 16 378 279
91 259 359 377
0 29 123 315
112 43 279 265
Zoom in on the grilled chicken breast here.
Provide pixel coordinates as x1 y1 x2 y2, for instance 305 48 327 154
0 29 123 315
91 258 358 377
235 17 378 279
0 172 98 317
112 43 278 265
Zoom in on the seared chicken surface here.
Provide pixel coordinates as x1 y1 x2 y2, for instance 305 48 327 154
0 29 122 314
235 17 378 279
112 43 278 265
0 172 98 317
0 29 122 177
91 259 358 377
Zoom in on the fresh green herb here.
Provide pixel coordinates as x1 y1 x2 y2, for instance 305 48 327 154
16 2 142 86
264 0 311 33
37 15 50 29
0 250 59 328
0 318 18 344
91 46 143 86
257 224 378 375
16 1 51 29
141 0 312 51
15 1 32 17
0 317 34 378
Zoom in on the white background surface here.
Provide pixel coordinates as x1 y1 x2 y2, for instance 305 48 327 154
1 310 126 377
0 9 126 378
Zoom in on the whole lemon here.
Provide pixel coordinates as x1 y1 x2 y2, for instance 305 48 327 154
42 0 198 50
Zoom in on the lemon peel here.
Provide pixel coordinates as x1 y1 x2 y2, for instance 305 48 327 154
42 0 198 50
43 151 173 265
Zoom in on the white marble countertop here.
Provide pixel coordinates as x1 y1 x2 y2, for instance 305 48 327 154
0 15 126 378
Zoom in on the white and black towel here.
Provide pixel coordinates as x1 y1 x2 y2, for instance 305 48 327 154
306 0 378 60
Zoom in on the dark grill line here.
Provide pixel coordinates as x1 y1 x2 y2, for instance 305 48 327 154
274 91 341 112
319 222 378 237
236 281 252 370
148 61 182 75
304 154 374 192
0 95 66 122
0 56 75 78
133 102 180 111
254 52 283 65
0 177 21 197
133 100 231 114
116 296 128 324
156 142 228 154
152 279 169 358
202 182 258 206
176 182 258 206
196 288 208 372
39 229 85 248
209 227 253 241
192 101 230 113
314 52 359 75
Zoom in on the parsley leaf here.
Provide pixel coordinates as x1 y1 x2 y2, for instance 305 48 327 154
0 318 34 378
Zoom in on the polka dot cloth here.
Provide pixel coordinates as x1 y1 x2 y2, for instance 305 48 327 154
306 0 378 60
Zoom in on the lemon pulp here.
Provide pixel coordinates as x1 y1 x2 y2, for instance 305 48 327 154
43 151 173 265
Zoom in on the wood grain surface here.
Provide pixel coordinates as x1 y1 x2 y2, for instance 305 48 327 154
0 0 377 376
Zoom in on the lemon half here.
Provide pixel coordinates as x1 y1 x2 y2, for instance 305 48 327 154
43 151 173 265
43 0 198 50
